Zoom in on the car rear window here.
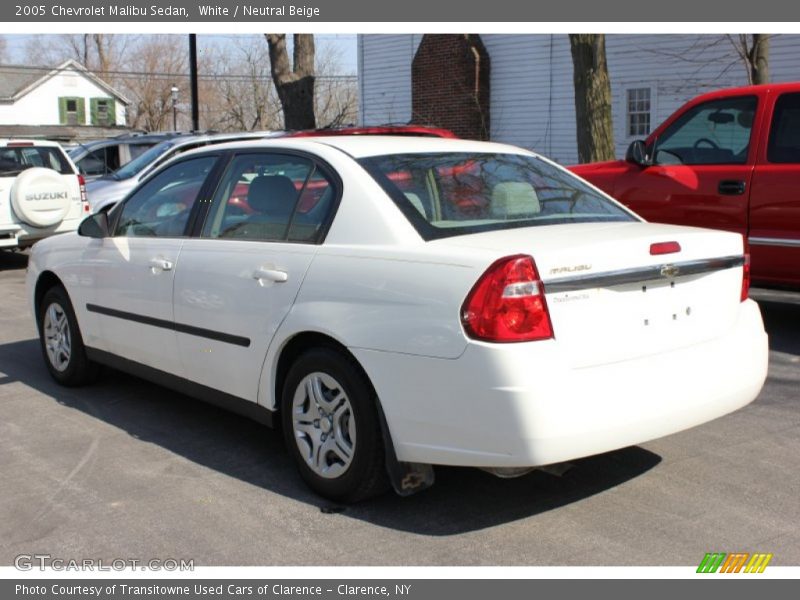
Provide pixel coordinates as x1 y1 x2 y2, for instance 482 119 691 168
113 141 175 180
0 146 73 176
359 152 635 240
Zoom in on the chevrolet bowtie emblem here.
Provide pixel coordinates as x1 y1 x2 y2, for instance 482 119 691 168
660 264 680 278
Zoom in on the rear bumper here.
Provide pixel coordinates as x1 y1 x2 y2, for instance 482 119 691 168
353 299 768 467
0 217 82 248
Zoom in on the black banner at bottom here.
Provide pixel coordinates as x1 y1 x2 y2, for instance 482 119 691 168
3 579 796 600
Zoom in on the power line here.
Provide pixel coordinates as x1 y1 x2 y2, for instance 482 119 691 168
0 65 357 82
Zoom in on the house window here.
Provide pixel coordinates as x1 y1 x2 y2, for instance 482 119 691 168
627 88 651 137
98 101 109 120
59 96 84 125
91 97 115 126
65 99 79 125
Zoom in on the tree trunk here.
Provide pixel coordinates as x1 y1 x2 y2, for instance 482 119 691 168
569 34 616 164
750 34 770 85
265 33 316 130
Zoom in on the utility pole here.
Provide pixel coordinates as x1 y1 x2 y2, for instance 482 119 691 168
189 34 199 131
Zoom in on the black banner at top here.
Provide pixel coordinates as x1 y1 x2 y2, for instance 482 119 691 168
3 0 800 22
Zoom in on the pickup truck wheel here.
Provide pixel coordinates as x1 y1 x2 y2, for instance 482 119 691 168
281 348 389 503
38 285 98 386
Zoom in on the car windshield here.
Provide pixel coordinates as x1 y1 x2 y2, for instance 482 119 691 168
112 141 175 180
0 146 73 176
359 152 635 240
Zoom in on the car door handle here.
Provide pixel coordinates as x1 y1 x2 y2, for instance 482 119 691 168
718 180 746 195
252 267 288 284
149 258 174 272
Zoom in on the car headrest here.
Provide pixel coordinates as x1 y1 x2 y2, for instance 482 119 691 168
737 111 755 129
490 182 540 219
247 175 298 217
404 192 426 217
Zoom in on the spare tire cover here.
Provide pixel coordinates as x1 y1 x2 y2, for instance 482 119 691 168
11 167 73 227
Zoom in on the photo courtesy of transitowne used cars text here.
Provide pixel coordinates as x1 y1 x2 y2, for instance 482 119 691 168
26 135 768 502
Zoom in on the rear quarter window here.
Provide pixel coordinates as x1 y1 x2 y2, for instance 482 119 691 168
767 92 800 163
0 146 73 176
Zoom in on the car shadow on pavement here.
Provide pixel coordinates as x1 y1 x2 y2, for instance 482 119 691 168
0 337 663 535
0 250 28 271
757 299 800 356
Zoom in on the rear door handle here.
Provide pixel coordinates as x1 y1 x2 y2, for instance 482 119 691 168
149 258 174 272
253 267 288 284
718 180 746 195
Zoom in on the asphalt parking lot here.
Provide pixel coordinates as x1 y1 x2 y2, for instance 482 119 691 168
1 249 798 566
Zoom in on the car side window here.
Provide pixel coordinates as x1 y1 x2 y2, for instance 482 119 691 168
114 156 216 238
201 153 336 244
653 96 757 166
767 92 800 163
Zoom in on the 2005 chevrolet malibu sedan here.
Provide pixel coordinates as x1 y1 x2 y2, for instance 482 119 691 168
27 136 769 502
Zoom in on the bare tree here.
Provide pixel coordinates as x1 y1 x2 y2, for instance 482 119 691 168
314 40 357 129
265 34 316 129
199 37 282 132
123 36 188 131
23 34 132 82
569 34 615 163
728 34 770 85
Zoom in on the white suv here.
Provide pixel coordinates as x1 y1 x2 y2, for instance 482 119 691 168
0 139 89 249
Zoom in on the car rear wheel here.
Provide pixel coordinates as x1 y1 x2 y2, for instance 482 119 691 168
281 348 389 503
38 285 98 386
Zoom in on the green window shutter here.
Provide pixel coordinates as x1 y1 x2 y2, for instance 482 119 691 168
58 97 68 124
76 97 86 125
90 97 117 126
108 99 116 125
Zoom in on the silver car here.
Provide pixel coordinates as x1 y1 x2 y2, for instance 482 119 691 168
86 131 277 212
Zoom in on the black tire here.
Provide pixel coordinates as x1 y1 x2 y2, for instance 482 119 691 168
281 348 389 503
38 285 99 386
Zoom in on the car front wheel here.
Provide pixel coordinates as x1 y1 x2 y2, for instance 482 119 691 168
38 285 98 386
281 348 389 503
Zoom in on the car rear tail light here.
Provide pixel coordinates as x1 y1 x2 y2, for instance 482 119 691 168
77 175 90 212
461 255 554 342
650 241 681 255
741 238 751 302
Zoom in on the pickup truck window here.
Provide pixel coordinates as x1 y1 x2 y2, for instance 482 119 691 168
653 96 757 166
767 93 800 164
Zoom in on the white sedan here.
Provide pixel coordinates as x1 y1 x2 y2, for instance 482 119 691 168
26 136 768 502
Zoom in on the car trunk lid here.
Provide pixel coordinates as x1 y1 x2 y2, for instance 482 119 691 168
435 221 746 368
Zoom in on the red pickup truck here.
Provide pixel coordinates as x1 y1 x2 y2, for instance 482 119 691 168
570 82 800 288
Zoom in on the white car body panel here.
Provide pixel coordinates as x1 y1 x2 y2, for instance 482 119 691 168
28 136 768 474
174 239 317 401
88 236 184 375
353 299 766 465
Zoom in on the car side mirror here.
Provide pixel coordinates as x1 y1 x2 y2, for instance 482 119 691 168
625 140 651 167
78 211 110 238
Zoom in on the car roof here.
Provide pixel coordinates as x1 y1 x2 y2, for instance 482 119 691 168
0 139 63 148
185 135 535 159
285 125 458 138
690 80 800 102
72 133 179 148
165 130 278 150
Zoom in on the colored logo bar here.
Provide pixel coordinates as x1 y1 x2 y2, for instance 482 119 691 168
697 552 773 573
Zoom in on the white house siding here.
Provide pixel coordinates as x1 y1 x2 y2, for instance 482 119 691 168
0 68 126 127
359 34 800 164
359 34 422 125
